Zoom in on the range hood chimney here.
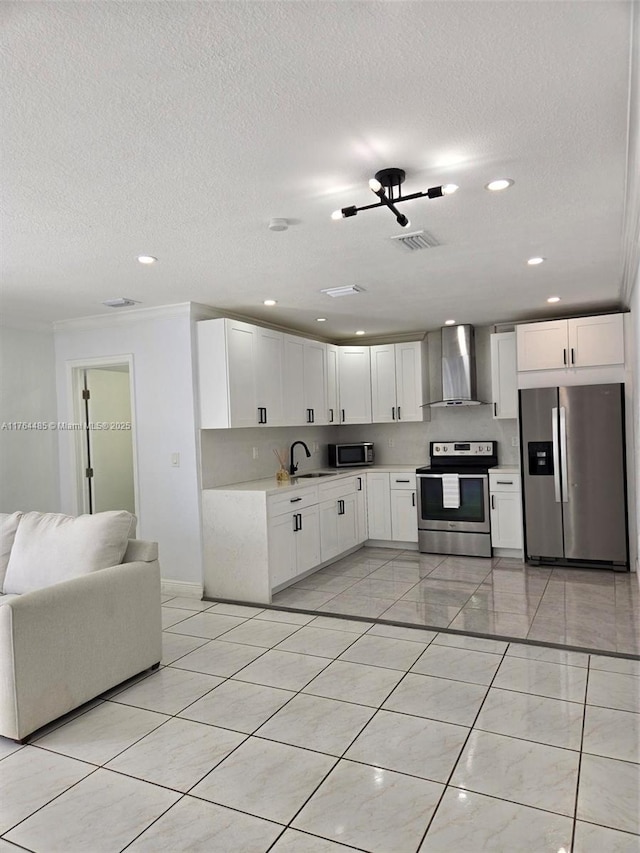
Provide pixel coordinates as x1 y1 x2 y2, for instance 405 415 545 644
429 324 484 407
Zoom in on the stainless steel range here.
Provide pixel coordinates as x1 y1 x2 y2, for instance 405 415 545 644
416 441 497 558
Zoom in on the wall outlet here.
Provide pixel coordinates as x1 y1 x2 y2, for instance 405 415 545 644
252 447 259 460
388 438 395 448
511 436 519 447
170 453 180 468
313 441 319 452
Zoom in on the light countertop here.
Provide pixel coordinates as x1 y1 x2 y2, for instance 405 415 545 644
205 464 421 495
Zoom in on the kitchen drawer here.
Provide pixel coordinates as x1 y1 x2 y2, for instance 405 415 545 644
489 472 521 493
319 476 357 503
390 473 416 490
268 486 318 518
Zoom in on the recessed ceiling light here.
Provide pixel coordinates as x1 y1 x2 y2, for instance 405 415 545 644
316 317 327 322
355 330 366 336
547 296 561 303
263 299 277 306
442 184 459 195
444 319 456 325
137 255 157 264
527 256 545 265
485 179 514 192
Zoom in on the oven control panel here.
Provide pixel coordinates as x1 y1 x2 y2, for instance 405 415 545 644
431 441 496 457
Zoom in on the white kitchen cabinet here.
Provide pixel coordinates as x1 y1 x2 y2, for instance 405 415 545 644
319 477 359 562
370 341 424 424
490 332 518 419
197 318 284 428
366 472 392 540
355 473 368 543
282 335 328 426
283 335 306 425
489 471 523 551
338 346 372 424
326 344 339 425
303 339 327 424
269 504 321 588
516 314 624 372
389 473 418 543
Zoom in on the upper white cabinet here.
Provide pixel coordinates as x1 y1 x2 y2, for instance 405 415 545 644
516 314 624 372
198 318 284 428
338 346 372 424
370 341 425 423
326 344 339 425
490 332 518 419
283 335 327 425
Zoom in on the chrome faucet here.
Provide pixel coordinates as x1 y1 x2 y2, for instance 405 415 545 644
289 440 311 476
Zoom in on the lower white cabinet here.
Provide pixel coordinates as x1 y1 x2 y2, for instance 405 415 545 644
319 477 359 562
390 474 418 543
489 471 523 551
366 472 392 540
269 504 321 588
355 474 368 543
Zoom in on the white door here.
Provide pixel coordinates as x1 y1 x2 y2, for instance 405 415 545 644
269 513 297 587
283 335 306 425
256 327 285 426
394 341 423 422
516 320 568 371
568 314 625 368
490 492 523 549
338 347 372 424
366 472 392 540
338 492 359 552
319 499 341 562
82 367 135 515
296 504 321 573
370 344 397 423
326 344 339 425
304 340 327 425
490 332 518 419
226 320 259 427
390 489 418 542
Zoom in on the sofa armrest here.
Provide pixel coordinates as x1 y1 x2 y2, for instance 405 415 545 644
123 539 158 563
0 560 161 741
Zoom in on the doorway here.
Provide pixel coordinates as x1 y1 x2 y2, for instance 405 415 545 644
71 359 137 516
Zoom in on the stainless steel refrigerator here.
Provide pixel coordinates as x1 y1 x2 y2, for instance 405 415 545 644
519 384 628 570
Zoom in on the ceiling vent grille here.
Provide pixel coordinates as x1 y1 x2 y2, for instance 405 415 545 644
389 230 439 251
320 285 364 298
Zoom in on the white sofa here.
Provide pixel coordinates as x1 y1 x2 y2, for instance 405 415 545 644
0 510 162 741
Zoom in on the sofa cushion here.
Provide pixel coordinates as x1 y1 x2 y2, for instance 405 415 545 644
3 511 136 595
0 512 23 593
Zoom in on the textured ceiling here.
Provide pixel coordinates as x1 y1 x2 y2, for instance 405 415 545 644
1 1 636 338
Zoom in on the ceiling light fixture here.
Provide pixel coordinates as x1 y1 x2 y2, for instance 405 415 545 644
137 255 157 264
316 317 327 322
331 168 453 229
527 256 545 265
268 218 288 232
263 299 277 306
547 296 561 303
485 179 514 191
444 319 456 325
355 330 366 336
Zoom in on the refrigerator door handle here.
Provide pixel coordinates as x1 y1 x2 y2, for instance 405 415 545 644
559 406 569 503
552 407 562 503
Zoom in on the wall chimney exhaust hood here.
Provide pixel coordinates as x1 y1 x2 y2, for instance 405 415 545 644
427 324 485 407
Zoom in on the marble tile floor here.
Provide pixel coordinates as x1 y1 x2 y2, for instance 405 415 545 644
1 603 639 852
272 549 640 655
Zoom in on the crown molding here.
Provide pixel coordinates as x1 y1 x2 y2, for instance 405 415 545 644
53 302 193 332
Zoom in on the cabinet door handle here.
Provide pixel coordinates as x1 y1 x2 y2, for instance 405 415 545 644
341 409 345 422
306 408 311 423
571 348 575 365
395 479 410 483
397 406 401 420
297 512 302 531
491 495 495 510
412 492 415 507
257 408 263 424
290 497 302 503
337 499 345 515
496 480 513 485
392 407 395 420
329 408 334 423
494 402 497 417
563 348 567 365
357 477 362 491
311 408 315 423
293 514 298 532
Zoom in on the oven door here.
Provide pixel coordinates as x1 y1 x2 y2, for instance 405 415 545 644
417 473 490 533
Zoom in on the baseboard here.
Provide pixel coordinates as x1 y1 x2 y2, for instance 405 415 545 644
161 580 204 599
365 540 419 550
492 548 524 560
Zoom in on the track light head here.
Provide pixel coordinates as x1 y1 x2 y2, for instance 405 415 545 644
427 186 444 199
396 214 410 228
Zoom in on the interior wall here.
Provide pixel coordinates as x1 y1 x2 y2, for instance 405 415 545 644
54 307 203 586
628 268 640 579
0 325 60 512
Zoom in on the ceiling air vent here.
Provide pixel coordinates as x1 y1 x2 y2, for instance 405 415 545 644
389 230 439 252
320 285 365 297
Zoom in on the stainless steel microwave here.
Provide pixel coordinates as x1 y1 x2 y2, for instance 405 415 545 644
328 442 374 468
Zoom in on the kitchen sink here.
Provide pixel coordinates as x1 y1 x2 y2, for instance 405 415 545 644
295 472 334 478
